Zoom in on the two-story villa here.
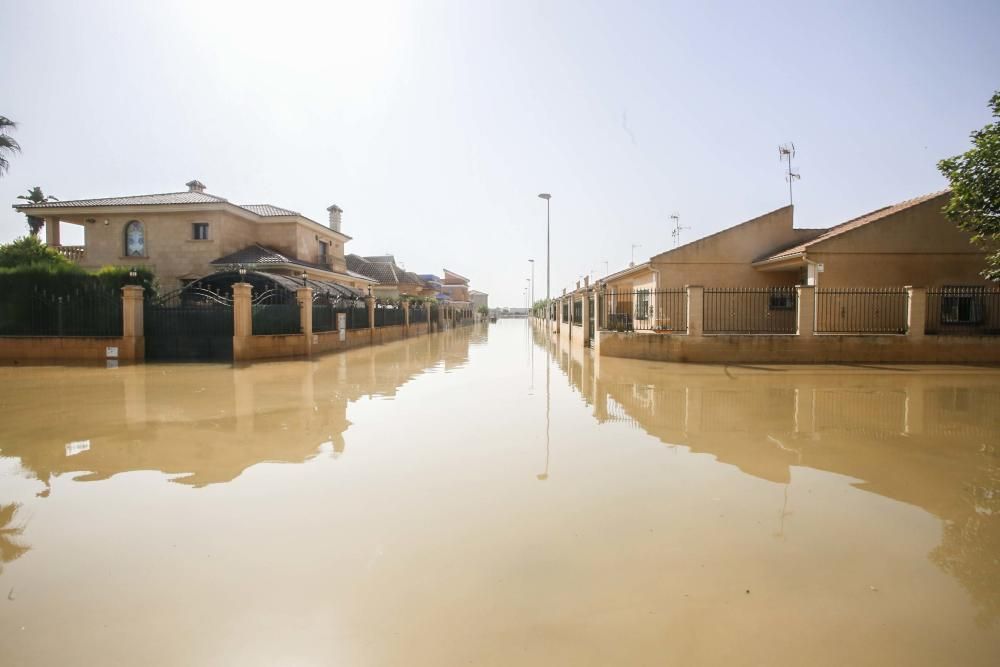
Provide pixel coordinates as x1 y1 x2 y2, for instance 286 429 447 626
13 180 374 292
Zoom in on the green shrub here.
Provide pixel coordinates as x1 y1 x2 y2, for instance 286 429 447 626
0 236 71 269
93 265 157 296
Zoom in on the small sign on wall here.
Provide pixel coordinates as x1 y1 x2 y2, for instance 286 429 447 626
105 346 119 358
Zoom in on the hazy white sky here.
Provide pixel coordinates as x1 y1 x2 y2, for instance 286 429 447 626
1 0 997 306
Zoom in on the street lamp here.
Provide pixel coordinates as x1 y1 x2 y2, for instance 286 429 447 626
300 270 308 286
537 193 551 323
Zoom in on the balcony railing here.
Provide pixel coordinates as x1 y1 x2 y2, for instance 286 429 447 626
53 245 86 262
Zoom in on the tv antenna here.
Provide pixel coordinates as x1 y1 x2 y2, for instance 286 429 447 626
669 213 689 247
778 142 800 206
630 243 641 266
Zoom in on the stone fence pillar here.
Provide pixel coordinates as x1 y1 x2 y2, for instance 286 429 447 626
232 282 252 361
404 301 411 336
121 285 144 361
297 286 313 357
686 286 704 337
366 294 376 343
796 285 815 337
906 286 926 339
581 285 591 347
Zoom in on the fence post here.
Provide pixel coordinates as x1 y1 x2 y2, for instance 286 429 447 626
297 286 313 357
232 282 252 362
906 286 926 339
404 300 411 336
686 286 704 337
581 279 591 347
796 285 815 337
366 293 375 345
121 285 145 361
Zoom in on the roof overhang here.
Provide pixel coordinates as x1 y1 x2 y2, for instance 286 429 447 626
751 253 806 272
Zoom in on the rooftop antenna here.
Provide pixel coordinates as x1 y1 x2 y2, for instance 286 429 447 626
778 142 800 206
669 213 689 247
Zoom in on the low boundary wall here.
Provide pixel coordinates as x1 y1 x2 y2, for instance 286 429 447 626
0 336 142 362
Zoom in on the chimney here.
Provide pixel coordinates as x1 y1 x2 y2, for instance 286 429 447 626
186 179 206 193
327 204 343 232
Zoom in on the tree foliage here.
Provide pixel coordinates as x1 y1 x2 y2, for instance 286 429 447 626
0 236 71 269
938 90 1000 281
0 116 19 176
16 186 59 236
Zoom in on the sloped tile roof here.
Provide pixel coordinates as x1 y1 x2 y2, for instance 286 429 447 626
14 190 229 208
347 254 398 284
364 255 396 264
757 190 951 263
211 244 338 274
239 204 299 217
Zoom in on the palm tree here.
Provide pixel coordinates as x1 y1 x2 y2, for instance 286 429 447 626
0 116 20 177
17 186 59 236
0 503 29 574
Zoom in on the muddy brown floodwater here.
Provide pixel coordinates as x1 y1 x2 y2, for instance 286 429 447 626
1 320 999 665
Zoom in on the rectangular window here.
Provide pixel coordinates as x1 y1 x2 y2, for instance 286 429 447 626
318 241 328 263
636 289 650 320
768 290 796 311
192 223 209 240
941 286 984 324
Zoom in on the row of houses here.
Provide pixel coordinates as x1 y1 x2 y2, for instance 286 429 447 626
544 189 999 364
13 179 487 310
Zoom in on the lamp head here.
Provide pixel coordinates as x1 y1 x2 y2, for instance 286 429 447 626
537 193 551 200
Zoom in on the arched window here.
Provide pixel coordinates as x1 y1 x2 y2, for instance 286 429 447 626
124 220 145 257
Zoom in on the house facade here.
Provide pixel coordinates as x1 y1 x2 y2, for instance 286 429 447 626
13 180 373 292
346 254 433 299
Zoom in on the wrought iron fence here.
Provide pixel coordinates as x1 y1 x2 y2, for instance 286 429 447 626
815 288 907 334
409 302 428 324
374 301 405 327
312 297 366 333
252 288 301 335
0 286 123 337
561 301 569 322
925 287 1000 335
703 287 798 334
605 289 688 332
572 298 582 325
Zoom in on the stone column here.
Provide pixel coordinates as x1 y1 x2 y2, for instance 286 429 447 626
297 286 313 357
45 216 61 246
906 286 926 339
686 286 704 337
581 280 591 348
796 285 815 337
404 301 411 336
366 294 376 345
232 282 253 361
121 285 145 361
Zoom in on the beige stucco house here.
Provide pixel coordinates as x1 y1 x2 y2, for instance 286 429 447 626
13 179 374 292
346 254 434 299
599 190 987 292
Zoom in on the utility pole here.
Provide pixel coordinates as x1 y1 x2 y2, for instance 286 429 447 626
631 243 641 266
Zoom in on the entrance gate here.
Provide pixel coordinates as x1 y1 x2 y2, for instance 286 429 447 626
144 288 234 361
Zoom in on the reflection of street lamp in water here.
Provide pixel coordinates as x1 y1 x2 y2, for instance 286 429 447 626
537 334 551 481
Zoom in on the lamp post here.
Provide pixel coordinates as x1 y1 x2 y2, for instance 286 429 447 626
537 194 551 323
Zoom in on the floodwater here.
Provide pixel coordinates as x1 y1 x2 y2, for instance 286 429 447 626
1 322 999 666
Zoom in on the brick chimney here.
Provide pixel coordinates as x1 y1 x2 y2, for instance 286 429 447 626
186 179 206 193
327 204 343 232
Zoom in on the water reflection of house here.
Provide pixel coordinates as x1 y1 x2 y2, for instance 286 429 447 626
0 328 474 490
538 326 1000 623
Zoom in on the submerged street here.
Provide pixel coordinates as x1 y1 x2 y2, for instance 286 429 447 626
1 320 999 665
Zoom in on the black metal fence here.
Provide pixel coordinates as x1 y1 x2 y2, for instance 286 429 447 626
925 287 1000 335
312 298 367 333
374 301 405 327
144 288 233 361
409 303 428 324
0 286 123 337
572 298 582 325
562 301 569 322
252 289 301 335
704 287 798 334
815 288 908 334
606 289 687 332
